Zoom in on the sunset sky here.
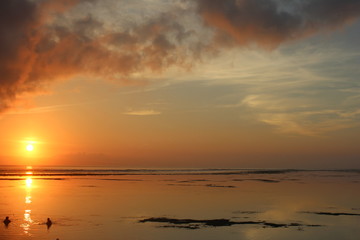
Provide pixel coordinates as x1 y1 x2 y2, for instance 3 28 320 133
1 0 360 168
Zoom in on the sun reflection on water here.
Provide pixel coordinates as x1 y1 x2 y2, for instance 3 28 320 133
25 195 32 204
26 177 33 187
21 167 33 236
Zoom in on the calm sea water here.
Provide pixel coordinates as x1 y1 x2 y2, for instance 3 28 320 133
0 166 359 240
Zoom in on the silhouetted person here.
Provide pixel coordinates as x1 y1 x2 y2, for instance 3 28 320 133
3 216 11 226
46 218 52 229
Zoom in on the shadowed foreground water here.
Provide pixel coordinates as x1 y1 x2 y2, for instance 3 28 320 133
0 167 359 240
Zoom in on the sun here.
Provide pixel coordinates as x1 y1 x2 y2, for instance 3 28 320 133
26 144 34 152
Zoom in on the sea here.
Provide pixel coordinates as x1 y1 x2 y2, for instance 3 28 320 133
0 166 359 240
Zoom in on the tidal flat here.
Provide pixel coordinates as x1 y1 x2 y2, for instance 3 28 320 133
0 167 359 240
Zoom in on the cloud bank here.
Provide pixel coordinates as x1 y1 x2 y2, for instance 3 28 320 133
1 0 360 112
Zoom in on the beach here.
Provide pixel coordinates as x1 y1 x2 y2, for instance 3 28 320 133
0 167 359 240
1 0 360 239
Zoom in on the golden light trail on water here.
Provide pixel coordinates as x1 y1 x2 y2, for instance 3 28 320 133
22 167 33 236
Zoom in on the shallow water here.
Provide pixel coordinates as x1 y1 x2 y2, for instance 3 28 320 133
0 167 359 240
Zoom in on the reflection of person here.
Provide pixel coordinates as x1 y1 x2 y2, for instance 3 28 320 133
46 218 52 228
3 216 11 226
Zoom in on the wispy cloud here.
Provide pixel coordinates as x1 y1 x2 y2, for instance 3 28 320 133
241 94 360 136
123 109 161 116
204 43 360 136
5 104 75 115
259 112 358 136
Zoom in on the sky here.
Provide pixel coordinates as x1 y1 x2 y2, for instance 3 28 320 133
0 0 360 168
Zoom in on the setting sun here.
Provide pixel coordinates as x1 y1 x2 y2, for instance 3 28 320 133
26 144 34 152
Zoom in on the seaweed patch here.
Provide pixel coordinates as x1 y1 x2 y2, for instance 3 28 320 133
139 217 322 230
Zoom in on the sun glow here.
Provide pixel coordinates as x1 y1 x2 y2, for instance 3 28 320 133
26 144 34 152
20 139 47 163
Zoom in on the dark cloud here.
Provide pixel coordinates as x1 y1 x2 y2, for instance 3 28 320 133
0 0 194 112
197 0 360 48
197 0 301 48
304 0 360 26
0 0 359 112
0 0 88 111
0 0 39 110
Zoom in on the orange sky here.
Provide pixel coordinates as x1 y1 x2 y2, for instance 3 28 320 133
1 0 360 168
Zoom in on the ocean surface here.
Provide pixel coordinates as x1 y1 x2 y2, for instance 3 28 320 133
0 166 359 240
